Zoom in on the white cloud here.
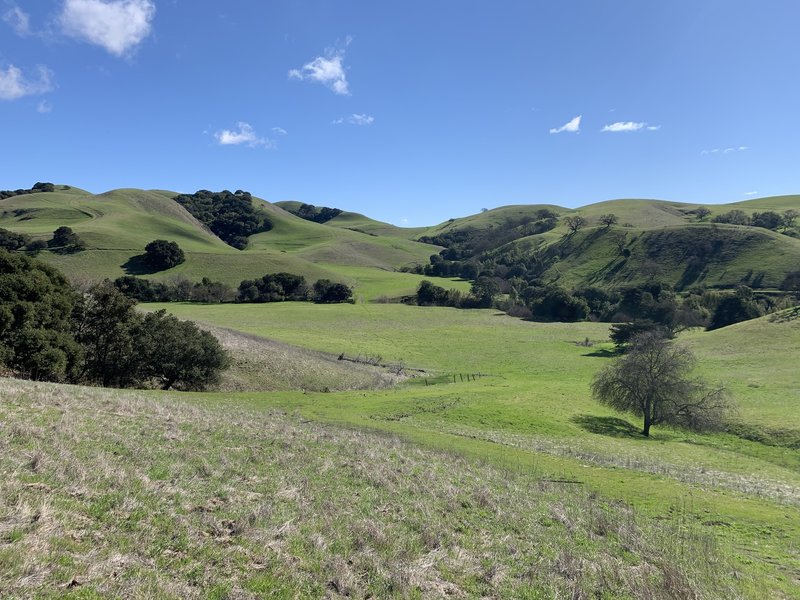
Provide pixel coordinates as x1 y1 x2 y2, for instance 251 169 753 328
549 115 581 134
647 125 661 131
602 121 639 132
3 6 30 36
272 127 287 136
0 65 54 100
702 146 748 156
289 47 350 95
744 191 759 196
348 113 374 125
59 0 156 57
214 122 273 148
37 100 53 113
332 114 375 126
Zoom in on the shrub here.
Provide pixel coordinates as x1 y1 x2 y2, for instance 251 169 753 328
0 250 82 381
173 190 272 249
144 240 185 271
312 279 353 304
49 226 86 252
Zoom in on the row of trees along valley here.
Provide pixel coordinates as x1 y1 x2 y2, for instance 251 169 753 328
113 272 354 305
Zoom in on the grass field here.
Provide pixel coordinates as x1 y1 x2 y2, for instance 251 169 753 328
0 378 743 599
143 301 800 597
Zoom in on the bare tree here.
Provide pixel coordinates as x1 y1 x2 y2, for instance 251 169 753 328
598 213 618 228
591 332 732 436
564 215 587 234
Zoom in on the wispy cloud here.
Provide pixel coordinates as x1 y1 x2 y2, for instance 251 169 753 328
332 113 375 126
601 121 661 133
0 65 54 101
549 115 581 134
289 43 350 95
214 122 273 148
348 113 373 125
37 100 53 113
3 5 30 36
59 0 156 57
272 127 287 136
701 146 748 155
744 191 759 196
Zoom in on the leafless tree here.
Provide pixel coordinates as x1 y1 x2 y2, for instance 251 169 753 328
598 213 618 228
564 215 587 234
591 332 732 436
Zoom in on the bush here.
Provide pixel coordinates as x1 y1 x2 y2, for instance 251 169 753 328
312 279 353 304
0 227 31 251
144 240 185 271
0 250 82 381
139 310 230 390
238 272 308 302
49 226 86 252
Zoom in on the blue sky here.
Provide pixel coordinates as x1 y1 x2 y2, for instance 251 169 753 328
1 1 799 226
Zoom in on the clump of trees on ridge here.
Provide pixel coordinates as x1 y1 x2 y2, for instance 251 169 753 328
0 182 56 200
284 203 343 224
173 189 272 249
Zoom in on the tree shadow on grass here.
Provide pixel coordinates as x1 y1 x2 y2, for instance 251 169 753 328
122 254 158 275
572 414 643 438
581 347 618 358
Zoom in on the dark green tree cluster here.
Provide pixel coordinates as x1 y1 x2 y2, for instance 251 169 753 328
0 250 82 381
49 226 86 253
713 209 799 234
285 203 343 224
0 250 228 389
238 272 308 302
0 227 33 251
114 275 234 303
144 239 185 270
173 189 272 249
312 279 353 304
0 182 56 200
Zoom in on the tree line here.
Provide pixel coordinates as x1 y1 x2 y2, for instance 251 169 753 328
0 182 56 200
112 272 354 305
413 278 793 333
1 225 86 254
0 250 228 390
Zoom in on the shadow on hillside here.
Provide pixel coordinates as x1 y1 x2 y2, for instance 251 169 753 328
572 414 642 438
581 347 617 358
122 254 157 275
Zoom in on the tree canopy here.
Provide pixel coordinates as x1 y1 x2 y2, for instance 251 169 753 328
144 239 185 271
173 189 272 249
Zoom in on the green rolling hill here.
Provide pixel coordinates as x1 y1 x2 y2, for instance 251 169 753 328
2 186 799 295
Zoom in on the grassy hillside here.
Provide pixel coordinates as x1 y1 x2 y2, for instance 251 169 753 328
148 300 800 597
520 222 800 290
0 187 455 299
0 378 744 598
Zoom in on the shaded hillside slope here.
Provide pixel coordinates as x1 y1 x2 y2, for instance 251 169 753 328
512 222 800 290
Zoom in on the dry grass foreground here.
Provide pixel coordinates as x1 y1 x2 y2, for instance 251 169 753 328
0 379 740 599
203 324 401 393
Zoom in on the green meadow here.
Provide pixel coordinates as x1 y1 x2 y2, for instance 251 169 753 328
144 301 800 597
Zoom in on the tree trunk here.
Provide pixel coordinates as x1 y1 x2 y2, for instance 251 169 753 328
642 397 652 437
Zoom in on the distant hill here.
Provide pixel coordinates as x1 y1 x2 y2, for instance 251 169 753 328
2 186 798 295
0 186 451 299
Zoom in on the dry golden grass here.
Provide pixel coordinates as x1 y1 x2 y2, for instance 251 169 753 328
0 378 742 599
202 324 401 393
